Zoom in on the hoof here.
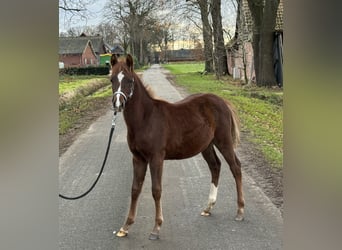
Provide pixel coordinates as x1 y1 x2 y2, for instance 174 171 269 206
149 233 160 240
116 228 128 237
201 211 211 217
235 214 244 221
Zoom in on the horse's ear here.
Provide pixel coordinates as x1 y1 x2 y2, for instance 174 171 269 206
110 54 118 67
126 54 134 72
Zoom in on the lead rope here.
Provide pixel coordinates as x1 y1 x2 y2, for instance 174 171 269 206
59 112 117 200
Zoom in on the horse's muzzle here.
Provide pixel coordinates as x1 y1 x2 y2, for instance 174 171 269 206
112 91 127 112
113 103 124 112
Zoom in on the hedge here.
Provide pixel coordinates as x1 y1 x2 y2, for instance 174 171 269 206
60 66 110 75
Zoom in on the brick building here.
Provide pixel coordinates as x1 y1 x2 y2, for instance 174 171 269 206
226 0 283 86
59 37 98 68
59 34 110 68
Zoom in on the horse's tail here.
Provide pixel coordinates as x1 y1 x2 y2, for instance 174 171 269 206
225 100 240 148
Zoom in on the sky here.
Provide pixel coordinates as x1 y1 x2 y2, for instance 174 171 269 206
59 0 107 33
59 0 237 36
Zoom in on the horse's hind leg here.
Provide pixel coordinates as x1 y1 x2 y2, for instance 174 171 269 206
215 139 245 221
230 154 245 221
116 155 147 237
214 126 245 221
201 143 221 216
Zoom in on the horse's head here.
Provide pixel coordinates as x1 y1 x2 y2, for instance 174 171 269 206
110 54 135 112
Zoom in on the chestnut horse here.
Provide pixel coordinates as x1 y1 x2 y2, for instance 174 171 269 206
110 54 244 240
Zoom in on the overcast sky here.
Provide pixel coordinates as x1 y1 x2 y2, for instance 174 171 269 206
59 0 236 35
59 0 106 33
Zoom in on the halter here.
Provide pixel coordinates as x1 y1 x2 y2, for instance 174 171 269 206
113 90 128 102
113 77 134 109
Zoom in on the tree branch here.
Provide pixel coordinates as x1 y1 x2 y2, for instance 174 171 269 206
59 6 86 12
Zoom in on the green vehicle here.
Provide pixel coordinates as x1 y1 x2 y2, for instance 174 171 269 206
99 53 112 66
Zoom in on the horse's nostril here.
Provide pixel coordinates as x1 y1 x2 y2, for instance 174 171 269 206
113 91 128 112
112 98 124 112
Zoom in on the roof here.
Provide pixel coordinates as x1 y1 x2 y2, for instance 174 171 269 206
59 35 109 55
59 37 96 55
86 36 107 54
111 44 125 54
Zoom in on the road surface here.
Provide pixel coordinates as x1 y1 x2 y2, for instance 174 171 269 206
59 65 283 249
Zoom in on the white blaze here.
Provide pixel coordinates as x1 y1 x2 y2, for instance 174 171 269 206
118 71 124 83
115 71 124 108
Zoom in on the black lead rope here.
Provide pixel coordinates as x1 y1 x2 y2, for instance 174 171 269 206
59 112 117 200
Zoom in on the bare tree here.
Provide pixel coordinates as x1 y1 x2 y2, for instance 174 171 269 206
184 0 233 76
103 0 181 65
59 0 97 27
103 0 166 64
151 22 173 62
185 0 214 73
246 0 280 86
60 26 85 37
95 23 118 45
231 0 252 85
210 0 228 78
59 0 88 12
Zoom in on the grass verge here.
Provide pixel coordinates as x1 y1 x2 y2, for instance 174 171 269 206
59 75 112 135
163 63 283 168
59 75 108 94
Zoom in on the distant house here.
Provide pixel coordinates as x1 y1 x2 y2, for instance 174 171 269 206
111 43 125 57
226 0 283 86
59 37 98 68
59 34 111 68
79 33 111 59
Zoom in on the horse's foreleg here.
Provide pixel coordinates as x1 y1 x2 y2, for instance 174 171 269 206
201 144 221 216
148 156 164 240
116 155 147 237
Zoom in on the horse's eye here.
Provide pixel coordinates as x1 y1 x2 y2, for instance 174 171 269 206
111 76 118 83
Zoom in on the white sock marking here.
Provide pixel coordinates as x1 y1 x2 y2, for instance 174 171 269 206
208 183 218 204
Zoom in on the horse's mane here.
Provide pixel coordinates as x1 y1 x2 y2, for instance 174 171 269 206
133 71 162 101
144 84 160 100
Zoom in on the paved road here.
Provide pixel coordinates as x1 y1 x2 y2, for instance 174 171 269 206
59 65 283 249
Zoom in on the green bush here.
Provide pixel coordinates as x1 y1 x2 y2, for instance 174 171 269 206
60 66 110 76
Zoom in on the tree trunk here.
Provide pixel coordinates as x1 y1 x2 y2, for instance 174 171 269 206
198 0 213 73
140 36 143 65
242 44 249 84
211 0 228 77
247 0 279 87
